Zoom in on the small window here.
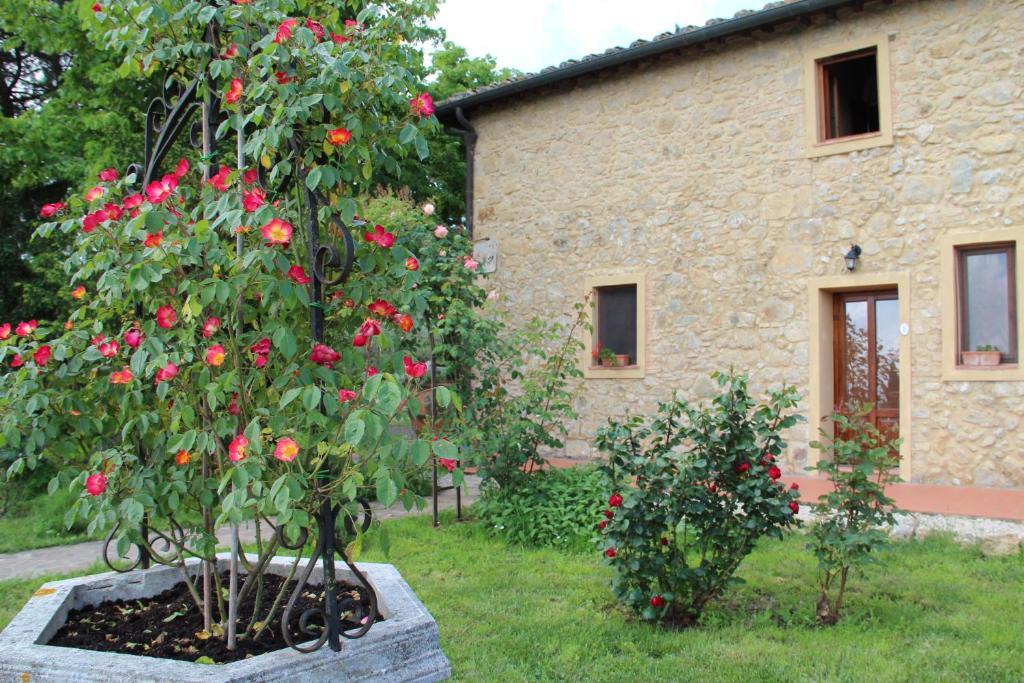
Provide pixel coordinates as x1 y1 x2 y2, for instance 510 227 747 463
817 48 880 141
593 284 637 368
956 243 1017 365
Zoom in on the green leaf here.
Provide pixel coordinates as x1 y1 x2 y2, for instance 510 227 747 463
306 166 322 190
280 387 302 409
344 416 365 446
302 385 322 412
432 439 457 460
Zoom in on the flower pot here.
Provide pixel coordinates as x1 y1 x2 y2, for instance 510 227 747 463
599 358 615 368
961 350 1001 367
614 354 631 367
0 555 451 682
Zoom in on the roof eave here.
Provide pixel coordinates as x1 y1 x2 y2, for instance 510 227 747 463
436 0 861 122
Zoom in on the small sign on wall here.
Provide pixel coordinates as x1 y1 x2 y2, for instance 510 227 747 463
474 238 497 274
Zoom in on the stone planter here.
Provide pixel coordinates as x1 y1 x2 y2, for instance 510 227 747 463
0 555 451 682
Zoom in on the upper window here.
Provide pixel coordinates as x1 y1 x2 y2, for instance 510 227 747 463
593 284 638 369
956 243 1017 365
803 36 893 158
818 48 880 141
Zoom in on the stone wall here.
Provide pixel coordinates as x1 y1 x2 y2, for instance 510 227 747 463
468 0 1024 487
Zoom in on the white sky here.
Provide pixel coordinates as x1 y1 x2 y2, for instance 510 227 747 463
433 0 759 73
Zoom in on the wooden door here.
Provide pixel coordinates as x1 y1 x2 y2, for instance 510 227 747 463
833 290 900 444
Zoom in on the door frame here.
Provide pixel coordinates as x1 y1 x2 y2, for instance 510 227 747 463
808 272 912 481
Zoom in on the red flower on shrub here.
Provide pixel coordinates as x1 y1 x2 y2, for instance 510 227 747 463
175 450 191 466
708 482 718 493
352 334 368 348
10 353 23 368
243 168 258 184
358 318 381 337
84 186 105 202
91 3 102 13
605 548 616 559
438 457 457 472
228 435 249 462
788 501 800 513
207 165 232 191
609 492 623 508
205 344 226 367
85 473 107 496
403 355 426 379
661 537 669 546
103 203 123 221
174 158 189 177
71 285 86 300
405 256 419 271
225 78 244 104
156 305 177 329
33 345 52 366
368 299 396 317
275 71 295 85
310 343 341 368
395 313 414 333
650 595 665 608
40 202 64 218
274 437 300 463
98 340 119 358
326 127 352 146
409 93 434 117
0 323 10 340
363 224 394 248
98 168 118 182
82 209 108 233
260 218 293 246
155 361 178 383
305 19 325 40
598 520 607 530
123 193 144 209
273 18 298 43
790 482 799 491
144 231 163 247
228 393 240 415
242 186 266 212
338 389 357 402
287 265 311 285
603 509 614 519
202 317 221 339
15 320 37 337
365 366 379 377
735 462 750 474
145 175 177 203
768 465 782 481
110 367 133 384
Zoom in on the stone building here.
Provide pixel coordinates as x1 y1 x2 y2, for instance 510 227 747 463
437 0 1024 514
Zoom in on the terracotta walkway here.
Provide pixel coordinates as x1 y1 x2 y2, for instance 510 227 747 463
0 476 479 582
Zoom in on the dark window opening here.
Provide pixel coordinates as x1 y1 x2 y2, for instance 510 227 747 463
595 284 637 367
957 243 1017 364
819 49 880 141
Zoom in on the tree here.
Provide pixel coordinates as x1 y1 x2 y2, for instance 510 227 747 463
0 0 156 323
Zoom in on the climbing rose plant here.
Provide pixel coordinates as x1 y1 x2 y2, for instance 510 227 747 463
0 0 454 647
595 371 803 626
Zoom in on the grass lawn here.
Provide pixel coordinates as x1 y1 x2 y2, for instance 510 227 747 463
2 512 1022 681
0 488 99 554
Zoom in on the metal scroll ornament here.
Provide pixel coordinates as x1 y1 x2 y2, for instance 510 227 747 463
106 27 379 652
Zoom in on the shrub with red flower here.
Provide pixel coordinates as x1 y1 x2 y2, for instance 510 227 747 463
595 371 802 625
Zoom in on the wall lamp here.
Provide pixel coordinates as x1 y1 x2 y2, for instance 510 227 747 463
844 244 862 271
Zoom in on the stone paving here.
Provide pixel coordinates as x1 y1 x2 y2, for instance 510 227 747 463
0 476 479 582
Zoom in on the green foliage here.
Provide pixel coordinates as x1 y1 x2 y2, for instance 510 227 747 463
468 301 588 490
595 371 804 625
474 466 607 551
809 405 901 625
0 0 157 322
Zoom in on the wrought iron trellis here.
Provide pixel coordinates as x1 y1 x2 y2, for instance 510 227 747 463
101 26 378 653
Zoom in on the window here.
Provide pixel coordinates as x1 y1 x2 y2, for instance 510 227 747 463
594 284 637 368
956 243 1017 365
583 272 646 379
818 49 879 141
803 36 892 157
940 228 1024 381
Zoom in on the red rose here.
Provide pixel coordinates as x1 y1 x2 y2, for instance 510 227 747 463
735 462 750 474
605 548 616 559
768 465 782 481
405 256 419 271
608 492 623 508
33 345 52 366
352 333 368 347
708 482 718 493
155 305 177 329
650 595 665 608
788 501 800 513
85 472 107 496
790 482 800 491
597 520 607 530
403 355 427 379
603 509 614 520
338 389 357 403
309 343 341 368
660 537 669 546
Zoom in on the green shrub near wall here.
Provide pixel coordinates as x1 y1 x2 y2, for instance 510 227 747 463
474 466 607 552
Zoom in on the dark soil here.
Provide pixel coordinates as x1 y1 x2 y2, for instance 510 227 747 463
49 571 376 664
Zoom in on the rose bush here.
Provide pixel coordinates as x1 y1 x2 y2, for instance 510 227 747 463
595 371 803 626
0 0 458 650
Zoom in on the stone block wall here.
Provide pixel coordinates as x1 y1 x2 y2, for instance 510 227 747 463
469 0 1024 487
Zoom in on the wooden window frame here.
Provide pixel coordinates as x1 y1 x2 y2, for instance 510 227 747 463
817 47 880 143
955 242 1018 365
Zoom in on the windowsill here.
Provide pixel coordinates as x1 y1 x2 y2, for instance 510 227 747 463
584 364 645 379
807 129 892 158
943 363 1024 382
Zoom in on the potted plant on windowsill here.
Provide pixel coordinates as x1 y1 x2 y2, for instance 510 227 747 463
962 345 1001 367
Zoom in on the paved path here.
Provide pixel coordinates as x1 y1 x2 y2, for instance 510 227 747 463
0 476 479 582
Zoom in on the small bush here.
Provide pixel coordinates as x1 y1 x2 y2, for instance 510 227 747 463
595 371 803 626
474 466 608 551
809 405 900 625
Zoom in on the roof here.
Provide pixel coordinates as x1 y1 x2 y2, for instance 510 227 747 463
436 0 865 122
